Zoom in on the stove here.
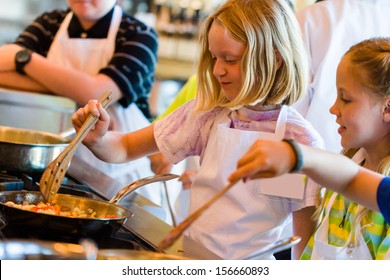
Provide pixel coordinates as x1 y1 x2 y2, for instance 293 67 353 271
0 169 98 198
0 171 154 252
0 156 220 259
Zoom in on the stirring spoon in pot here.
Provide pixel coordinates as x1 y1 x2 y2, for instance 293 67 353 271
39 89 112 203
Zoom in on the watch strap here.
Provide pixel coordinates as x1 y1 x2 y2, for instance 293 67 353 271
15 48 32 75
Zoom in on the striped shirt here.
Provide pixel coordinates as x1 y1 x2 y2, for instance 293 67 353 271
301 190 390 260
14 7 158 121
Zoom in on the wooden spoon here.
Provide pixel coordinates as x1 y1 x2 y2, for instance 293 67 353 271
157 180 240 250
39 89 112 203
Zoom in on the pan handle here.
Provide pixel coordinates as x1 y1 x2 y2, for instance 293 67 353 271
237 236 301 260
58 128 76 141
109 173 179 204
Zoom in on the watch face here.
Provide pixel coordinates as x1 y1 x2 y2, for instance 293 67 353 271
15 49 32 75
16 50 31 63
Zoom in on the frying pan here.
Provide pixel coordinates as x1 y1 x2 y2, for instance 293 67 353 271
0 125 72 173
0 174 178 239
0 191 132 238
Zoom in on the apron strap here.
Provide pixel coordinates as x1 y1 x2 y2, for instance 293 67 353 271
274 105 288 140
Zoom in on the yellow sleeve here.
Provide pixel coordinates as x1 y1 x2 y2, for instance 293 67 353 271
155 74 197 121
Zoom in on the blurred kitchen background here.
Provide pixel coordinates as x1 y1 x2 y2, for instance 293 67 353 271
0 0 315 118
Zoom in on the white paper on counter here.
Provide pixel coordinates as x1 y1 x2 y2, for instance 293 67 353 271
259 173 306 199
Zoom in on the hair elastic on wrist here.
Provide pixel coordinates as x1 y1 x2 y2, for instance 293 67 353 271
282 138 303 173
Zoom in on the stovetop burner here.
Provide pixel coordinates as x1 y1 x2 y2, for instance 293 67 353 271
0 171 32 191
0 169 102 199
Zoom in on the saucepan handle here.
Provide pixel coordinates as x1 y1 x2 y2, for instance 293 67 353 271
109 173 179 204
238 236 301 260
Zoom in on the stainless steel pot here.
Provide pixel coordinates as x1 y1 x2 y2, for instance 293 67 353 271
0 125 71 173
0 239 187 260
97 249 189 260
0 239 97 260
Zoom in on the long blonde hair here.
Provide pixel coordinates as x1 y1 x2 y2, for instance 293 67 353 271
316 38 390 247
195 0 309 111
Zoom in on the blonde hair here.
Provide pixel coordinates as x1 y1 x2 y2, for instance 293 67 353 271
315 37 390 248
195 0 309 111
345 38 390 172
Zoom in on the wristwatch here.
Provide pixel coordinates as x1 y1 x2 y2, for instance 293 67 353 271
15 48 32 75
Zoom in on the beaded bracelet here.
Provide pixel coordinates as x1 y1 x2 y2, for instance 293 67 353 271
282 138 304 173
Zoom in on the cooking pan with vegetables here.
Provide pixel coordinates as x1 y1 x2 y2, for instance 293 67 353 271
0 174 179 239
0 191 132 239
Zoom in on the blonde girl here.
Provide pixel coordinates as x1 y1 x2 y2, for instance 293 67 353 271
299 38 390 259
72 0 323 260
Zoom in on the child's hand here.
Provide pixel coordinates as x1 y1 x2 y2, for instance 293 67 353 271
71 99 110 146
179 169 198 190
149 152 173 174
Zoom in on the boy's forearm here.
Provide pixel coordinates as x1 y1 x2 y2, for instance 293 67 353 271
0 71 51 93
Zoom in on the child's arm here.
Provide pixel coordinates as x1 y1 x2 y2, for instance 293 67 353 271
300 143 381 212
228 139 382 212
72 99 159 163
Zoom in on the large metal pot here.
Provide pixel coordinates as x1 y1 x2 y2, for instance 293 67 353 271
0 126 71 173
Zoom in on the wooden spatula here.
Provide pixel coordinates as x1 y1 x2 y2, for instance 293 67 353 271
39 89 112 203
157 180 240 250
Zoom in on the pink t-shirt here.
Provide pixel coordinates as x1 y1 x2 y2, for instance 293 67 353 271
155 100 323 164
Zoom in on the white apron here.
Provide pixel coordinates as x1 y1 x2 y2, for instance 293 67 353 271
46 6 163 206
310 192 372 260
187 106 304 259
310 149 371 259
